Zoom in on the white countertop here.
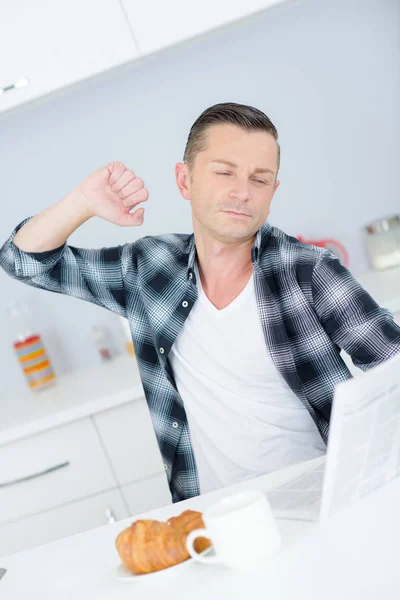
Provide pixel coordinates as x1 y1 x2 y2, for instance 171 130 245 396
0 355 144 446
1 455 399 599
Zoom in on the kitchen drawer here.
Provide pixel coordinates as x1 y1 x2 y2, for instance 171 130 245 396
93 399 165 485
0 418 117 525
122 473 172 517
0 488 128 557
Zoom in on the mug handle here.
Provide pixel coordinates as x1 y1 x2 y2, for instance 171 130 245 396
186 528 219 564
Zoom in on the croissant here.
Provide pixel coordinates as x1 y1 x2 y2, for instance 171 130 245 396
115 509 211 575
115 519 189 575
167 510 211 554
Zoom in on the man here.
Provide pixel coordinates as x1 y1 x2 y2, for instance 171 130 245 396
1 102 400 503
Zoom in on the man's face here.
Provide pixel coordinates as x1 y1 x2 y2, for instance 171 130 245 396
176 124 280 243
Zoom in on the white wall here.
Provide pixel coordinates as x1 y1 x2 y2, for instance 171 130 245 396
1 0 399 397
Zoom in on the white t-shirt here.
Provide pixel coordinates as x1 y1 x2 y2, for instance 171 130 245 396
169 265 326 495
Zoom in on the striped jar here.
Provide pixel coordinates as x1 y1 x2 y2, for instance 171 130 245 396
13 334 56 391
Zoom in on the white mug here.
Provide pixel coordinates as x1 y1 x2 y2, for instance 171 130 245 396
186 489 281 571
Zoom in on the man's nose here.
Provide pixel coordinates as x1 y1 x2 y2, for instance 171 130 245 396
229 178 250 202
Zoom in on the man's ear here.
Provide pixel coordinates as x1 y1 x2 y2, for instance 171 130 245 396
273 179 280 196
175 163 191 201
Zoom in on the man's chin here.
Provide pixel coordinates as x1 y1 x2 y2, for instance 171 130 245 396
211 224 256 243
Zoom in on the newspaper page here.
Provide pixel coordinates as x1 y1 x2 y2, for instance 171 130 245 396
320 351 400 521
267 352 400 522
268 460 325 521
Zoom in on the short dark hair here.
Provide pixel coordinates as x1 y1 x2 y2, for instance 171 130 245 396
183 102 280 173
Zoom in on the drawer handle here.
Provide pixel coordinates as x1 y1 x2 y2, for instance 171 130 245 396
0 461 70 488
0 78 30 96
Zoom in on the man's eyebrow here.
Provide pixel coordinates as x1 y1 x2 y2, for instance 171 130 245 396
209 159 275 175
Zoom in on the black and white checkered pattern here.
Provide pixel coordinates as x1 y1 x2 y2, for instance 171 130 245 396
2 218 400 502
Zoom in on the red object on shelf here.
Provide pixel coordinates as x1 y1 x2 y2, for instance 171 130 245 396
297 236 349 268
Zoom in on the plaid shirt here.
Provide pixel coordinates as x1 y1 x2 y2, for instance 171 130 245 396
1 218 400 502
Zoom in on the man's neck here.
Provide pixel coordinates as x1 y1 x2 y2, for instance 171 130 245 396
193 227 255 306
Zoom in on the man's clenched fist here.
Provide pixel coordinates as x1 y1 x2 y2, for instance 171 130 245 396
76 161 149 227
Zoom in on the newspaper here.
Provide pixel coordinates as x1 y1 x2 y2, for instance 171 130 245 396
266 352 400 522
320 352 400 521
268 461 324 521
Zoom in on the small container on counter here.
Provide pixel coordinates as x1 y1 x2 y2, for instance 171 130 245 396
7 301 56 391
91 325 113 361
364 215 400 270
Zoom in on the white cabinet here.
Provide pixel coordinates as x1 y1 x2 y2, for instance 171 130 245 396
0 489 128 557
0 0 138 114
0 0 291 114
0 398 172 557
93 399 166 484
0 355 171 556
0 418 117 525
121 0 288 55
93 400 172 519
122 473 172 516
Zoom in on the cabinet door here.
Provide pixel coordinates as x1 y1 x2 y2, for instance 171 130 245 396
122 0 287 55
0 0 138 114
93 399 166 485
122 473 172 517
0 418 117 525
0 489 128 557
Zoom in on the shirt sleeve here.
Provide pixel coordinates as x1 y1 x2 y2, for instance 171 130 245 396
311 250 400 371
0 217 132 318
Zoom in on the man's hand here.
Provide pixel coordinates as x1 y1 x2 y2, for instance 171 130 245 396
77 161 149 227
13 161 149 252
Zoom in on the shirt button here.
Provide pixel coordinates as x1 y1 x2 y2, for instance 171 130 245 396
159 347 164 354
164 464 168 471
172 421 179 428
182 301 188 308
189 272 193 280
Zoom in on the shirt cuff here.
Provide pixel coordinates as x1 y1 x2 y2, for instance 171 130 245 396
9 217 66 276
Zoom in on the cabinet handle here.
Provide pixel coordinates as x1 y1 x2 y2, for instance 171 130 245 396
0 78 30 95
0 461 70 488
105 507 116 524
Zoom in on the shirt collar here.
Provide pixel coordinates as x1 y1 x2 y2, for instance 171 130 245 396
186 220 272 276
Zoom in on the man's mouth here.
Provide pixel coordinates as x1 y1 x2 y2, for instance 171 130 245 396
222 210 251 218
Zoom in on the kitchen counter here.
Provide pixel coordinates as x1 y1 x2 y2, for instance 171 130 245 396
0 355 143 446
1 455 399 599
